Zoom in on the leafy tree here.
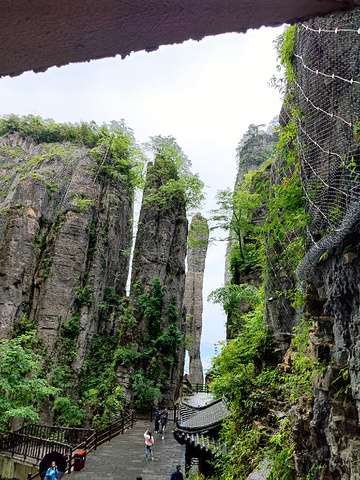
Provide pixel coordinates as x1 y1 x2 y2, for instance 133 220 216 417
187 214 210 249
155 322 183 360
131 371 163 407
79 332 125 428
212 183 261 275
136 278 183 360
0 332 59 431
92 119 145 193
143 135 204 211
0 114 145 197
0 114 101 146
269 25 296 97
265 165 309 272
209 289 273 416
52 397 86 427
208 283 260 318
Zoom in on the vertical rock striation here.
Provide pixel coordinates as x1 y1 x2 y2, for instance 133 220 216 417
130 159 188 405
0 132 133 370
183 213 209 385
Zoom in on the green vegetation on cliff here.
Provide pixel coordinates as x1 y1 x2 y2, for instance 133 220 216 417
206 25 317 479
0 115 200 431
0 332 58 431
143 135 204 211
131 278 183 402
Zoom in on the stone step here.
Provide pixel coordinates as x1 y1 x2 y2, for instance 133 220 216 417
67 419 185 480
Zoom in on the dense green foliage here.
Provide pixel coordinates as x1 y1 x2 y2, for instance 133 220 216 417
270 25 296 96
212 181 263 281
208 290 282 479
210 290 273 409
0 332 58 431
208 309 317 479
78 332 125 428
0 114 127 149
75 277 183 418
138 277 164 340
144 135 204 211
188 216 209 249
208 283 259 334
131 278 183 404
211 124 276 285
49 277 183 425
0 114 145 197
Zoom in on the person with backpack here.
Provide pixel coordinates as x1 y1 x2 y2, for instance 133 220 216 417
45 461 58 480
170 465 184 480
144 430 154 461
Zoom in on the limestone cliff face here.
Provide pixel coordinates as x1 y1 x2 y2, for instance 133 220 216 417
279 10 360 478
225 125 277 341
183 213 209 385
224 121 278 287
130 159 188 405
0 133 132 369
301 253 360 479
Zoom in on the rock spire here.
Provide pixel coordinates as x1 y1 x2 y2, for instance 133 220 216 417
184 213 209 385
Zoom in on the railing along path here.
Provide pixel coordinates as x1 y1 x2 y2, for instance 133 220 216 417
0 412 134 479
0 384 208 479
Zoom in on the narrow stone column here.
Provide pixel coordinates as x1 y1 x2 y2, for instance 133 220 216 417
184 213 209 385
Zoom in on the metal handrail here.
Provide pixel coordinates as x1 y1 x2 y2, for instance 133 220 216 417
0 412 135 480
132 405 178 423
184 383 211 395
18 424 93 446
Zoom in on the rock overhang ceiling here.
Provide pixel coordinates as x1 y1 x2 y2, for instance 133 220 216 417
1 0 360 78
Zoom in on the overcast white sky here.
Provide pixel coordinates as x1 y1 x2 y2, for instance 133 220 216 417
0 25 284 370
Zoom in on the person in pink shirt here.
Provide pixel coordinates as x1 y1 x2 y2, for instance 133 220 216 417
144 430 154 461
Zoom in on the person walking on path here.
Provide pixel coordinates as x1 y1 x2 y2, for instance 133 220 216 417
144 430 155 461
160 411 168 439
155 407 161 433
170 465 184 480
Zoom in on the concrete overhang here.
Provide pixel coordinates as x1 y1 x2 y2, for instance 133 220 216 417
1 0 359 78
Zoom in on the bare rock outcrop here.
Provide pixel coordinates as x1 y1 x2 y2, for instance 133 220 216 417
184 213 209 385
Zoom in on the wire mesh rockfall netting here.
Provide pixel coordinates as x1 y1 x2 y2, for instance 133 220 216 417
295 9 360 279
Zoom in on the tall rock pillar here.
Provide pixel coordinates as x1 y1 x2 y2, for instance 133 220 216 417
130 159 188 405
184 213 209 385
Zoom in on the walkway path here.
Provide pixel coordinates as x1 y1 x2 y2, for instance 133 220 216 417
183 392 214 407
66 394 213 479
68 419 185 480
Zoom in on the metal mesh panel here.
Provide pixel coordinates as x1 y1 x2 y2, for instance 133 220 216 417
295 10 360 279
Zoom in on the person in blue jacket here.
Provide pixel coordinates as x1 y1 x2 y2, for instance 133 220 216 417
45 461 58 480
170 465 184 480
159 411 168 438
